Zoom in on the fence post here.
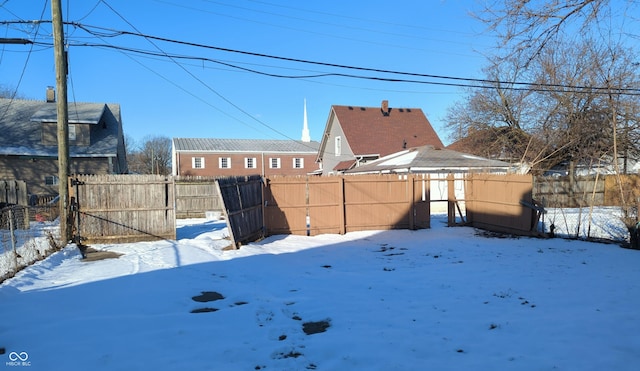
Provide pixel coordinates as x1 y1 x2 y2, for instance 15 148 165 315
408 175 415 230
9 207 18 274
338 177 346 234
447 174 456 226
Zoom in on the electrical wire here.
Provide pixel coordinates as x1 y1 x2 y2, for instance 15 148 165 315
0 1 48 122
97 0 298 142
68 22 640 96
2 19 639 95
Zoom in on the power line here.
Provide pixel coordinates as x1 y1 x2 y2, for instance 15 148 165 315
96 0 307 144
2 19 639 95
69 22 640 96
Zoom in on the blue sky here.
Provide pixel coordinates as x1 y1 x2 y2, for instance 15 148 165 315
1 0 497 146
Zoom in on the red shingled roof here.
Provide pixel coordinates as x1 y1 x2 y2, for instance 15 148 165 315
333 159 357 171
332 104 444 157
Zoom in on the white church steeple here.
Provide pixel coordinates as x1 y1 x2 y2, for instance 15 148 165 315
301 98 311 142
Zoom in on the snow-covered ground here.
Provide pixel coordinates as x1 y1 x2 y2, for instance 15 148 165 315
1 215 640 370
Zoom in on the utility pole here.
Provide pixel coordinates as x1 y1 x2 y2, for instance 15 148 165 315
51 0 71 243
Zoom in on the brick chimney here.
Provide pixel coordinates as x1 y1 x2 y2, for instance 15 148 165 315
46 86 55 102
381 100 389 116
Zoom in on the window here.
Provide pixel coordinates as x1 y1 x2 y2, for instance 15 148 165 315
68 124 76 141
192 157 205 169
245 157 257 169
45 175 59 185
219 157 231 169
335 136 342 156
270 158 281 169
293 158 304 169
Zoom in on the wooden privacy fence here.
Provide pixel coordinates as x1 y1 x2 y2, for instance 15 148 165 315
264 174 431 236
174 176 223 218
0 180 28 206
533 174 640 208
0 180 29 230
70 174 176 244
217 175 264 247
465 173 539 235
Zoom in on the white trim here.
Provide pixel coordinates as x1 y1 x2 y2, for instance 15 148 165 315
245 157 257 169
269 157 281 169
219 157 231 169
192 157 205 169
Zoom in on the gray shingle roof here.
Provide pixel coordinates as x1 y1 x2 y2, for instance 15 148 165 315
30 102 106 124
173 138 320 154
0 98 121 157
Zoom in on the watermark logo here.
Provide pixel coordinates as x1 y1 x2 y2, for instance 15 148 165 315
6 352 30 367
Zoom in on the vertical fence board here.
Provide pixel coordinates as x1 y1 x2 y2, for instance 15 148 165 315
217 175 264 246
71 174 176 244
466 173 536 234
264 177 309 235
174 176 223 218
265 175 430 236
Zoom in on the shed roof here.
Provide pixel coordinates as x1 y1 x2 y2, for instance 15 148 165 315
344 145 513 174
173 138 320 154
331 104 444 157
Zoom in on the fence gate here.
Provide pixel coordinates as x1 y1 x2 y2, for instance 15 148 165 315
465 173 541 235
70 174 176 244
217 175 264 247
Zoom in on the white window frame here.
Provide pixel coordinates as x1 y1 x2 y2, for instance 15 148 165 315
270 157 281 169
68 124 76 141
192 157 205 169
45 175 59 185
219 157 231 169
293 158 304 169
245 157 257 169
335 136 342 156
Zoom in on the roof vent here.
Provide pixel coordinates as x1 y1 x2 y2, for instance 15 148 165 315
46 86 55 102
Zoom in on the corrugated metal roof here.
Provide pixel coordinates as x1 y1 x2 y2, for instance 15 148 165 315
173 138 320 153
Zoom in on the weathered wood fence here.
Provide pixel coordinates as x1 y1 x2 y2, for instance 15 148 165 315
70 174 176 244
0 180 28 206
264 174 431 236
533 174 640 208
217 175 263 247
0 180 29 230
174 176 223 218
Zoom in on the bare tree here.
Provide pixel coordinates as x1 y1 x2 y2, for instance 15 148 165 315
127 135 172 175
529 39 640 173
445 55 544 165
475 0 631 64
0 84 24 99
445 38 640 174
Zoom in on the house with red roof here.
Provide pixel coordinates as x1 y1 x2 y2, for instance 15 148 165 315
316 100 444 175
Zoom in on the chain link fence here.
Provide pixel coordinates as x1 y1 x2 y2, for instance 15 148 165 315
0 204 63 283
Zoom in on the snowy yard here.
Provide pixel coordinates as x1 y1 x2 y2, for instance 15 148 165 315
1 214 640 370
